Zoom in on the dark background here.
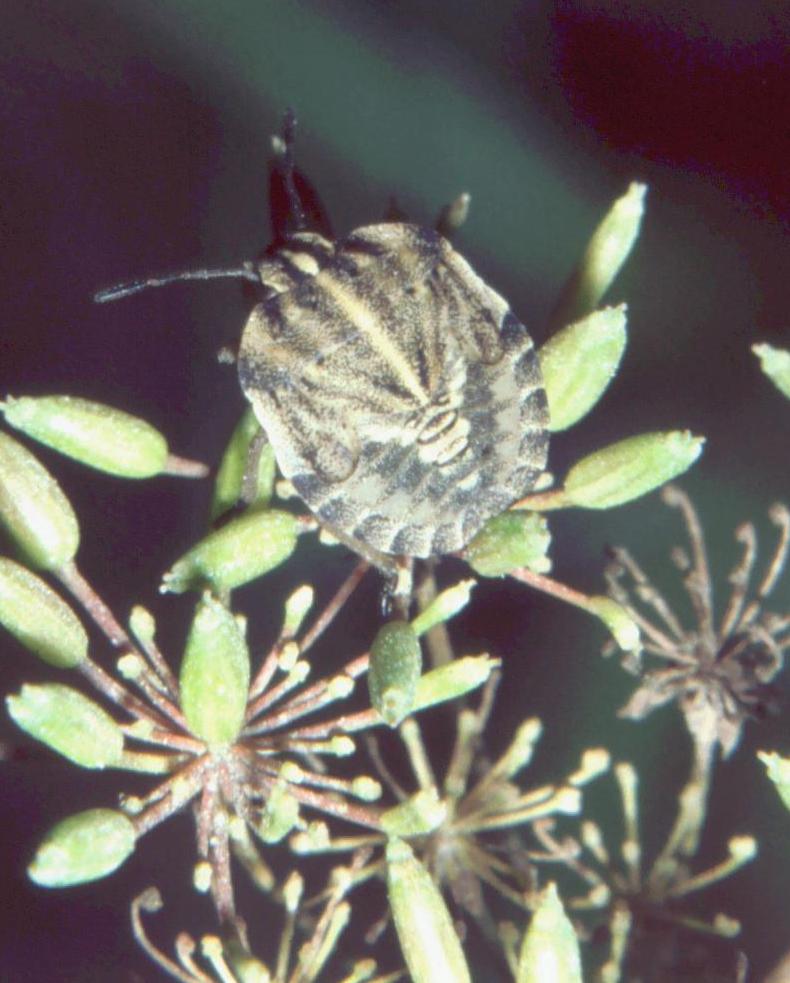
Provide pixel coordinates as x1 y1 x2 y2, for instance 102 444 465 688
0 1 788 979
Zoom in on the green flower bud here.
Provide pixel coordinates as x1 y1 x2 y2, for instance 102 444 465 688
728 835 757 864
28 808 136 887
410 579 475 637
553 182 647 326
211 408 277 520
223 940 272 983
464 511 551 577
380 788 447 837
290 820 331 854
539 306 627 431
0 558 87 667
282 584 314 637
386 838 471 983
257 783 300 843
753 343 790 400
490 718 543 781
342 961 377 983
179 595 250 745
758 751 790 812
7 683 123 768
561 431 704 509
412 655 499 713
516 882 582 983
282 870 304 913
0 432 79 569
162 509 298 594
586 596 641 653
351 775 383 801
129 605 156 648
193 860 213 892
1 395 168 478
369 621 421 727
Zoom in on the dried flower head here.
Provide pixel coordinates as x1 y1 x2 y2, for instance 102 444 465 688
532 762 756 982
293 672 609 941
605 485 790 762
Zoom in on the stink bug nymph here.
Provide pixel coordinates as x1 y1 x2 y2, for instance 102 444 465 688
96 114 550 590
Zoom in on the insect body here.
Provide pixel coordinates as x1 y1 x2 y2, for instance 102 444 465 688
95 114 550 580
238 222 549 560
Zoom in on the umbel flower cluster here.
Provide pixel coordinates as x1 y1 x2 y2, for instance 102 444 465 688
1 155 788 983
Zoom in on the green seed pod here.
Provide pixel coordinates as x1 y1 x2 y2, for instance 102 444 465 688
0 432 79 569
552 182 647 327
380 788 447 837
211 407 277 520
412 654 499 714
28 808 136 887
753 343 790 400
516 882 583 983
386 838 471 983
368 621 421 727
1 395 169 478
7 683 123 768
410 579 475 638
562 431 704 510
464 511 551 577
179 594 250 745
0 558 87 667
162 509 298 594
539 305 627 432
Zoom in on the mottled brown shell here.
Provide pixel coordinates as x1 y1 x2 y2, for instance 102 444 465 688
238 223 548 558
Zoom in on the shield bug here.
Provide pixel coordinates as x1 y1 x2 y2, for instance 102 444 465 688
96 114 549 588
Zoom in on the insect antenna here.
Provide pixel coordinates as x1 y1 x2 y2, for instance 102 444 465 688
93 264 261 304
277 108 306 231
